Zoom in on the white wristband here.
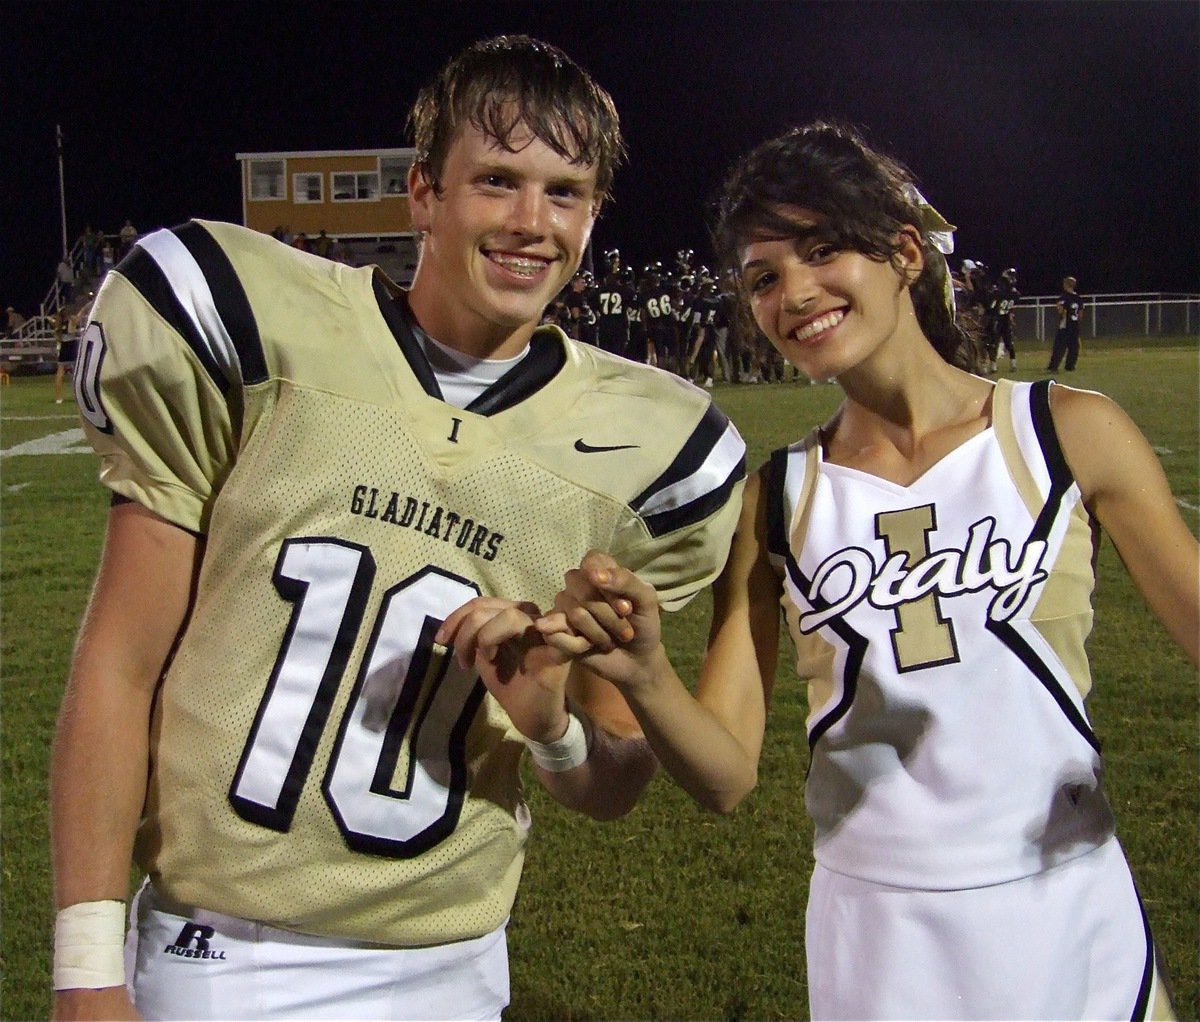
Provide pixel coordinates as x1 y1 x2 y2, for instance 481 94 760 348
526 711 593 772
53 900 127 991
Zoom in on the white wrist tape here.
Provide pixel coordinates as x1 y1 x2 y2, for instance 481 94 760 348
53 900 127 991
526 710 593 772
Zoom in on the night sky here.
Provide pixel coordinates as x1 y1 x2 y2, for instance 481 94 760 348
5 1 1198 314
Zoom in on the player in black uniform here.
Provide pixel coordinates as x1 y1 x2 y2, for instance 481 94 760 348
640 263 674 369
1048 276 1085 371
564 270 598 345
989 267 1020 372
623 266 646 363
595 251 630 357
974 265 1000 373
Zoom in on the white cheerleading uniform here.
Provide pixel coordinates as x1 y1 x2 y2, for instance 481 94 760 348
766 379 1173 1020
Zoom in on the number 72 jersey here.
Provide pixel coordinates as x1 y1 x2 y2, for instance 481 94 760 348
77 220 745 947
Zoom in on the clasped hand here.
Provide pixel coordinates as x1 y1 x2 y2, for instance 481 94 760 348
435 552 663 743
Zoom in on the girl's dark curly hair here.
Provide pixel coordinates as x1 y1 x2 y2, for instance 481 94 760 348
712 121 980 371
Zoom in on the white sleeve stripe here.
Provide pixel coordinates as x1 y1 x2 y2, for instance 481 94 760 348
139 229 241 385
637 422 745 516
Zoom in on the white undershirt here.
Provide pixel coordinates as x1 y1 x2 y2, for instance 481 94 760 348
414 327 531 410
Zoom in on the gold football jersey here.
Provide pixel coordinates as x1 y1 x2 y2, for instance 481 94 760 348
78 220 746 946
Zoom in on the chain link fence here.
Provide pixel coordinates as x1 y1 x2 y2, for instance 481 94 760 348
1014 294 1199 342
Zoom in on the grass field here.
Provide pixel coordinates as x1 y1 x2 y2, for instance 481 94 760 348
2 336 1197 1020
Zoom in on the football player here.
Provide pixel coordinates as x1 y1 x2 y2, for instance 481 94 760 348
640 263 675 372
563 270 596 344
623 265 646 362
1048 275 1085 371
989 267 1020 371
595 252 630 357
50 35 745 1020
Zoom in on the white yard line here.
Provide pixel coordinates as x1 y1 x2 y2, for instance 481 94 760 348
3 414 79 422
1 428 91 457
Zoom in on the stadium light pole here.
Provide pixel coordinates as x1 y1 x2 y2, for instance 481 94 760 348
57 124 69 259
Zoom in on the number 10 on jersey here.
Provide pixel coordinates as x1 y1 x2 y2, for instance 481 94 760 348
230 539 486 858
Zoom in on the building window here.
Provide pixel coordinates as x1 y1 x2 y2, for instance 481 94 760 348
380 156 412 196
249 160 285 200
293 173 323 203
332 172 380 202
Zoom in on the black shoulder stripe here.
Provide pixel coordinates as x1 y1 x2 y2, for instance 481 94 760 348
116 245 228 395
633 403 731 509
1029 380 1077 543
172 222 267 385
765 447 790 560
639 457 745 538
1029 380 1072 490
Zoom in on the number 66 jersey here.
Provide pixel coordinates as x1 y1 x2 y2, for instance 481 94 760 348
77 220 746 946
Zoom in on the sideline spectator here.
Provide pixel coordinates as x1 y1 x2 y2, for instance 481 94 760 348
100 241 115 280
79 226 102 282
6 305 26 337
57 256 76 305
54 295 94 403
54 306 78 404
118 220 138 259
312 230 333 258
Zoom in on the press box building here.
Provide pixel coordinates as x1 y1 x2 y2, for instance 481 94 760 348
236 148 419 283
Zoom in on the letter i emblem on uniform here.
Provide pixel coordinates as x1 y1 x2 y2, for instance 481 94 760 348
448 417 462 444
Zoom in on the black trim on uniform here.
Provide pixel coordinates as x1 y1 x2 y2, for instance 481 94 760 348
466 330 566 415
632 403 731 510
229 538 376 834
1130 880 1160 1021
1028 380 1077 543
172 222 267 385
373 280 443 400
640 458 746 538
786 551 867 755
372 283 569 415
629 401 746 538
765 447 790 560
116 245 228 395
991 381 1100 750
769 450 865 756
986 618 1101 753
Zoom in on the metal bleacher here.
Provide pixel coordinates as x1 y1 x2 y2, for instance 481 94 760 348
2 235 100 377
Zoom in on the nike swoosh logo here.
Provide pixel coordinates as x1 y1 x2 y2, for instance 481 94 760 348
574 439 641 453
